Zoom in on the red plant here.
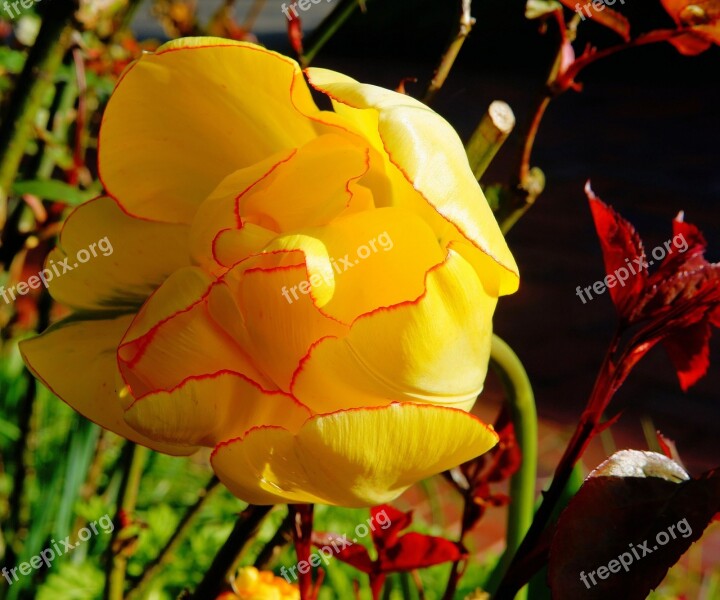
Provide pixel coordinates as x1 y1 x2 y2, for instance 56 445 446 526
313 505 465 599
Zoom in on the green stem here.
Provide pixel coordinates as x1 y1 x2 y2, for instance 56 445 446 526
465 101 516 181
494 333 624 599
302 0 365 66
104 443 149 600
423 0 475 105
0 0 76 227
485 334 537 600
126 476 221 599
190 505 273 599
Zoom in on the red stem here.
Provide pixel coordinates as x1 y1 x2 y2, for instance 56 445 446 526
494 332 628 598
289 504 315 600
370 573 386 600
556 28 692 91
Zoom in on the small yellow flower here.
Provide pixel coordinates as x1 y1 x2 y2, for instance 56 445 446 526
227 567 299 600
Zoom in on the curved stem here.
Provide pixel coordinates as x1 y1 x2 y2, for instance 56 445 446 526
484 334 537 600
556 28 691 91
518 96 550 184
494 331 625 599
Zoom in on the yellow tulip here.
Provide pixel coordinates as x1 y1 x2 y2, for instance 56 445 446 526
21 38 519 506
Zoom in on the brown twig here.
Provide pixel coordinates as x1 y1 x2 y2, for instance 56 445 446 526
423 0 475 105
189 505 273 599
254 511 293 569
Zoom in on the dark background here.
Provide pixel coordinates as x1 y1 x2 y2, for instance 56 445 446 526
275 0 720 474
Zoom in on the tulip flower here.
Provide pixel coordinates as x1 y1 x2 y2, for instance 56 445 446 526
21 38 518 506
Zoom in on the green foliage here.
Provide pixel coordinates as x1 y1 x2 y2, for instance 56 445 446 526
11 180 98 205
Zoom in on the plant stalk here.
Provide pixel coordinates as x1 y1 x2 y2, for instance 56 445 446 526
0 0 76 228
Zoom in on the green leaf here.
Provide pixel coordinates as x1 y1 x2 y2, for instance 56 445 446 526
0 47 26 74
12 179 96 205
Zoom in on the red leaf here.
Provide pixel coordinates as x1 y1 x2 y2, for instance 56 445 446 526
660 0 720 55
656 432 684 467
312 532 374 574
287 14 303 56
370 504 412 548
549 452 720 600
586 183 647 318
379 532 465 572
661 320 711 391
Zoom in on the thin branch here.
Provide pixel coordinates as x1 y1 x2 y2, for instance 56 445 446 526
126 476 221 599
302 0 365 66
104 444 149 600
254 511 293 569
189 505 273 599
423 0 475 105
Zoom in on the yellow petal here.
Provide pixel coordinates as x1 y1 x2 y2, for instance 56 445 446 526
274 207 445 323
306 68 519 295
292 249 496 413
189 150 294 274
238 133 370 231
20 314 196 456
211 403 498 506
47 197 189 311
190 134 371 275
118 267 271 397
216 261 347 391
124 371 310 447
100 38 336 224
